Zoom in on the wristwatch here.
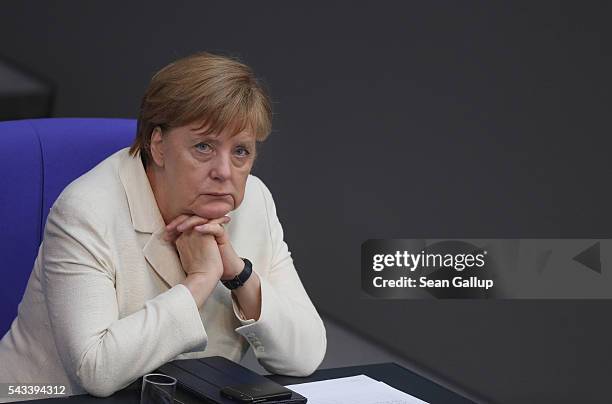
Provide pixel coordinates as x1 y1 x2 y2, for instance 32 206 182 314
222 258 253 290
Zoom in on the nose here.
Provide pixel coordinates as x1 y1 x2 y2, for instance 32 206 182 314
209 151 232 181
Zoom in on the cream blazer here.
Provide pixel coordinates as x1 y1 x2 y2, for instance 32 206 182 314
0 147 326 400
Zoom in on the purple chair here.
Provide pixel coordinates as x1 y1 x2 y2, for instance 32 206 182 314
0 118 137 336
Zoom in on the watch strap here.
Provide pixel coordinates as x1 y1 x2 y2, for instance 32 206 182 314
222 258 253 290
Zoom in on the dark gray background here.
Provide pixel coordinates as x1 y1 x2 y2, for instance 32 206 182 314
2 1 611 403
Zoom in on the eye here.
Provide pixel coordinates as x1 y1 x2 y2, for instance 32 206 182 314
195 142 212 153
235 146 251 158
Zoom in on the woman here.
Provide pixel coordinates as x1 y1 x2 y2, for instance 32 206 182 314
0 52 326 400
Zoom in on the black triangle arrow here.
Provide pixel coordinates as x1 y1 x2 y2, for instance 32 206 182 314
573 242 601 274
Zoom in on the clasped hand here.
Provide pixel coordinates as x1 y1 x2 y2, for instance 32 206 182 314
163 214 244 282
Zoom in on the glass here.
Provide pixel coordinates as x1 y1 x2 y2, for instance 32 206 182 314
140 373 177 404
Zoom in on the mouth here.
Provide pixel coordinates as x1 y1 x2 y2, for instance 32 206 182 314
205 193 231 197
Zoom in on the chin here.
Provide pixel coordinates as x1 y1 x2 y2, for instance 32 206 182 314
195 202 233 219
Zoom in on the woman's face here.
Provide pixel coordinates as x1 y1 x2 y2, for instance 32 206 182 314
149 121 257 221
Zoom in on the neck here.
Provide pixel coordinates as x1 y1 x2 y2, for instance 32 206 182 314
145 164 172 225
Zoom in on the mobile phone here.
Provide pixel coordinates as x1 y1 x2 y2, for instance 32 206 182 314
220 381 293 403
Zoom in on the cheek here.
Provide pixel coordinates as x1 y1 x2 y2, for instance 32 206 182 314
188 169 210 193
173 162 206 198
166 149 192 178
232 169 251 205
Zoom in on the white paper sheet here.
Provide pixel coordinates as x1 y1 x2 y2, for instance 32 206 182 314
287 374 429 404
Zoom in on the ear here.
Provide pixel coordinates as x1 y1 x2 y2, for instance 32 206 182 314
149 126 165 167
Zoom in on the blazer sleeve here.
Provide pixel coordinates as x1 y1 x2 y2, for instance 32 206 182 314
231 178 327 376
41 195 207 397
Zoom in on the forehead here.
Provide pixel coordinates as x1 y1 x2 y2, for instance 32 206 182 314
184 121 255 141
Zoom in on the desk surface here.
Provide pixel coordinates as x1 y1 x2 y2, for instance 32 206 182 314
20 362 476 404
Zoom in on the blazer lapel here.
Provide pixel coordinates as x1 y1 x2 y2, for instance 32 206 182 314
142 228 186 287
118 149 186 288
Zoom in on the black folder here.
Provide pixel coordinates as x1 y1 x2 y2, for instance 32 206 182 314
156 356 307 404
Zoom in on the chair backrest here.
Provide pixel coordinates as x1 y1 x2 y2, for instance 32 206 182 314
0 118 137 335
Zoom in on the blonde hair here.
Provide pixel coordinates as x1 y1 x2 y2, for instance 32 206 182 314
130 51 272 166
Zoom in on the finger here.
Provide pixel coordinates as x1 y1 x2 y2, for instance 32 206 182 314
165 215 204 242
176 216 209 232
164 227 184 243
207 215 231 226
165 214 192 231
194 222 225 238
164 215 230 242
193 216 231 232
